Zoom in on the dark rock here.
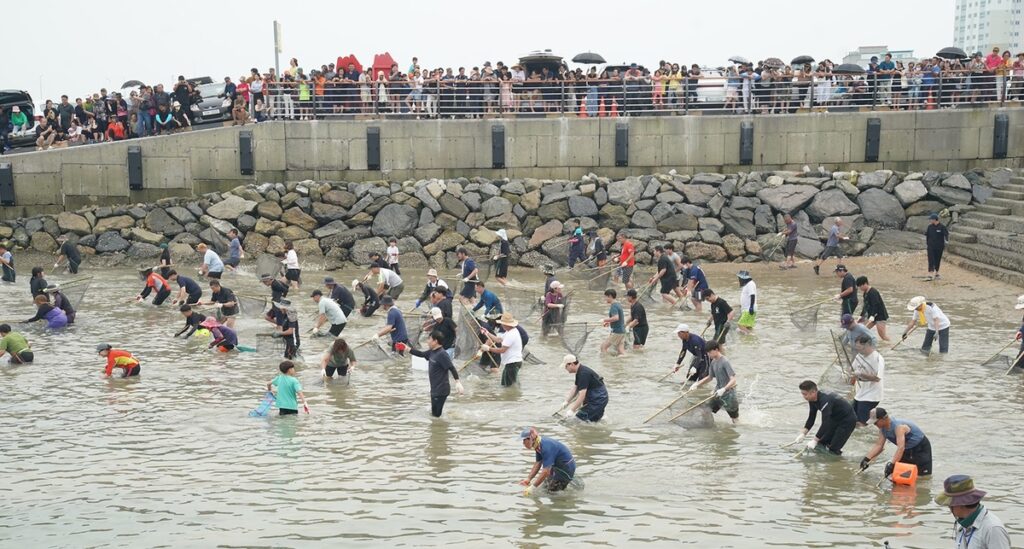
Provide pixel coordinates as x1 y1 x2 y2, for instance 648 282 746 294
568 196 599 217
323 189 358 208
186 202 205 219
538 201 570 221
414 223 443 245
657 212 699 233
904 200 947 217
756 184 819 213
894 180 928 206
941 173 971 190
680 184 718 206
857 189 907 229
462 192 482 212
145 208 184 236
78 234 97 248
719 207 756 239
319 227 372 250
607 177 644 206
439 193 470 219
928 185 972 205
313 220 350 239
166 206 197 225
126 242 162 258
236 214 257 233
371 203 418 237
95 231 130 253
631 210 656 229
863 230 926 255
482 196 513 218
730 196 761 210
311 202 348 223
805 189 859 221
972 184 994 204
754 205 776 234
198 228 230 253
594 187 608 207
691 173 726 185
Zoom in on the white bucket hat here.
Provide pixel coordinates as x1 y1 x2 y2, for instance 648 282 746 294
907 296 927 311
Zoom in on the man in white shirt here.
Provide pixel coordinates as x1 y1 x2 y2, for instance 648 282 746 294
481 312 523 387
737 270 757 334
372 264 404 300
851 334 884 426
903 296 950 354
197 243 224 279
311 289 347 336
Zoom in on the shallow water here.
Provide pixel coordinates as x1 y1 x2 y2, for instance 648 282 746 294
1 255 1021 548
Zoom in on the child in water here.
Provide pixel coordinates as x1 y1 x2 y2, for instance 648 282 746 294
267 360 308 415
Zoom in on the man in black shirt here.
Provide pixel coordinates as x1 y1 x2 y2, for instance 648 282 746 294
204 280 239 328
703 289 734 342
324 277 355 318
429 288 453 319
174 304 207 339
167 270 203 305
834 264 858 318
424 307 458 357
261 273 290 302
54 235 82 274
924 213 949 280
410 330 464 417
856 276 890 341
625 289 648 349
649 246 680 306
794 380 857 455
561 354 609 422
272 298 300 359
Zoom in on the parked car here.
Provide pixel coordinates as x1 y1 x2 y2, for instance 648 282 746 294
189 82 231 124
1 89 37 146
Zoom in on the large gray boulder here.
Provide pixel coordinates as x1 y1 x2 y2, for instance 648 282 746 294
166 205 197 224
568 196 599 217
805 189 859 221
756 184 819 213
481 196 513 218
754 205 776 234
657 212 699 233
438 193 470 219
206 195 257 221
857 170 889 189
719 207 756 239
414 186 442 213
863 230 926 255
607 177 644 206
857 188 906 229
631 210 656 229
126 242 162 258
313 220 350 239
928 185 972 205
680 184 718 206
894 180 928 206
371 203 418 237
95 231 130 253
352 237 388 263
57 212 91 235
941 173 971 191
144 208 184 236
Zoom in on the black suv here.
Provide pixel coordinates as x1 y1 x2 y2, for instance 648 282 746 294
1 89 36 148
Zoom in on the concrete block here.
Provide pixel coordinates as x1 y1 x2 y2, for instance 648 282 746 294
62 164 129 197
877 130 914 161
14 173 63 205
507 136 537 168
143 157 191 190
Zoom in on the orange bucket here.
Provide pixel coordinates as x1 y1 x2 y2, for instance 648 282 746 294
891 462 918 486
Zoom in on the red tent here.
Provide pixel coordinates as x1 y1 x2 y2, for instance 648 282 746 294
371 52 397 80
336 54 363 74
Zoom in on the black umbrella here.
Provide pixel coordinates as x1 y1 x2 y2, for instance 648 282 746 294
936 46 968 60
791 55 815 65
572 52 606 64
833 63 866 75
728 55 750 65
763 57 785 69
121 80 145 88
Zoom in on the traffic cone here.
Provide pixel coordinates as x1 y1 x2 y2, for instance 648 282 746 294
610 99 619 117
578 99 587 118
925 91 936 110
598 99 606 117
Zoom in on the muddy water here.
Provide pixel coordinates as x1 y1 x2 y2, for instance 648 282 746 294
0 253 1021 548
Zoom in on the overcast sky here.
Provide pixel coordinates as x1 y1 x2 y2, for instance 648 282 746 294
9 0 955 103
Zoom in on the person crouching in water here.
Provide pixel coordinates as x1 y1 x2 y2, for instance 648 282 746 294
136 267 172 305
97 343 140 377
25 294 68 329
200 317 239 352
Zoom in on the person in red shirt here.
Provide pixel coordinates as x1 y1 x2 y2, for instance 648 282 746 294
136 267 172 305
97 343 140 377
615 233 636 290
105 118 126 141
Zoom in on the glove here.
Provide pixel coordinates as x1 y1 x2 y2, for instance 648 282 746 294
372 335 382 343
523 485 533 497
884 462 894 477
395 342 407 353
455 381 464 395
793 433 806 444
320 369 328 378
833 294 842 301
462 277 470 282
53 263 59 269
480 344 491 353
562 407 575 418
805 439 818 450
271 331 282 338
414 299 422 309
685 367 696 379
859 457 871 471
901 332 908 341
715 387 727 397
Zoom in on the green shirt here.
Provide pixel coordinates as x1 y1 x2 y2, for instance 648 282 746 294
0 332 29 355
327 346 357 369
271 374 302 411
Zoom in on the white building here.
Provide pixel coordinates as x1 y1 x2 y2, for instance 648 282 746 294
842 46 917 67
954 0 1023 55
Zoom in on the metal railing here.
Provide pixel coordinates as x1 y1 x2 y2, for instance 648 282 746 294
253 71 1024 120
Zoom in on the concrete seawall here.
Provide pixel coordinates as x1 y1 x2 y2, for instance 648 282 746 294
3 109 1023 220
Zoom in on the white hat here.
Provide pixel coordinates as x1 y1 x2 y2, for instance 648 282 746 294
562 354 577 365
675 323 691 334
907 296 927 311
1015 295 1024 310
351 279 360 292
550 281 563 290
430 307 443 320
496 229 508 240
427 268 438 277
437 280 449 289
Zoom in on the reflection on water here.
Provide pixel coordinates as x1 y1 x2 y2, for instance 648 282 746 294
1 255 1022 547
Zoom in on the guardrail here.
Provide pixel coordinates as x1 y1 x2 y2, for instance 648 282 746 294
254 71 1024 120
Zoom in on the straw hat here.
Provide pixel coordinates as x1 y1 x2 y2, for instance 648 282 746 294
497 312 518 327
907 296 927 311
1015 295 1024 310
426 268 438 277
934 475 987 507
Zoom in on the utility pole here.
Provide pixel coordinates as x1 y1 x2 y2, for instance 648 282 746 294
273 20 282 77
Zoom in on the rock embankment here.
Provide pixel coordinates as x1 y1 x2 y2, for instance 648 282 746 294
1 168 1007 268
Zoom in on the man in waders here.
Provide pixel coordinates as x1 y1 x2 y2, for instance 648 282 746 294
560 354 609 422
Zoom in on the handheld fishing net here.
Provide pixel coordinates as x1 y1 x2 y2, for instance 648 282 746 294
58 276 93 310
236 294 268 317
816 358 852 396
760 235 786 262
502 287 540 322
255 253 284 279
255 333 286 353
454 309 484 361
668 398 716 429
558 323 594 356
353 340 397 363
585 267 615 291
789 301 825 331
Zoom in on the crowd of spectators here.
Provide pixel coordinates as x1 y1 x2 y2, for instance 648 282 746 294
4 47 1024 153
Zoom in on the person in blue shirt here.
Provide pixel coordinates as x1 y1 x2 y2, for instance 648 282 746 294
456 247 478 303
671 323 709 383
0 243 15 283
860 407 933 478
225 229 243 271
473 280 503 322
197 243 224 279
167 270 203 305
813 217 848 275
567 225 587 268
600 289 626 355
681 257 709 313
518 427 577 496
375 296 410 355
877 53 896 105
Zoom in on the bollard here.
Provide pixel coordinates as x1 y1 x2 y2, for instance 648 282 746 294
865 118 881 162
615 122 628 167
367 126 381 170
239 130 254 175
739 121 753 165
0 163 13 206
127 146 143 190
492 124 505 169
994 114 1009 159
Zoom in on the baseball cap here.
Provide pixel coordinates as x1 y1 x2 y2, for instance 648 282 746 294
562 354 577 365
675 323 690 334
867 407 888 424
841 313 854 326
430 307 443 320
928 213 939 220
519 428 534 440
834 264 847 272
323 276 336 284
